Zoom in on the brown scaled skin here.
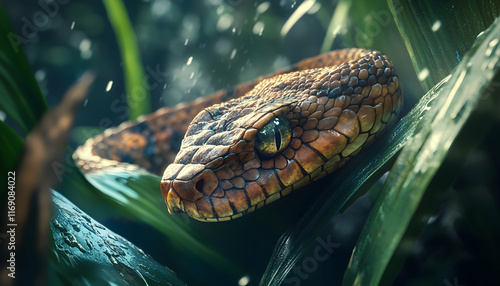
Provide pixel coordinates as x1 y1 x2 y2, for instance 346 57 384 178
161 49 404 222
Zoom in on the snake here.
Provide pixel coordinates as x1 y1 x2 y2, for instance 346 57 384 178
74 49 404 222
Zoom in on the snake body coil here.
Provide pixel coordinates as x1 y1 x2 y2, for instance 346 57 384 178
74 49 403 222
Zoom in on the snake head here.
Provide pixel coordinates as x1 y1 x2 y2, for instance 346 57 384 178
161 90 296 221
162 50 404 222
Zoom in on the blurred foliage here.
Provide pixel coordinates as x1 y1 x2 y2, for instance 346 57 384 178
1 0 499 285
388 0 500 91
0 3 46 187
0 4 47 134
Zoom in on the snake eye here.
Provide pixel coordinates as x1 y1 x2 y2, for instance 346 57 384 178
255 116 291 158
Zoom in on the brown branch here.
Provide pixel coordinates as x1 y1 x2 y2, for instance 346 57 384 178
0 73 94 286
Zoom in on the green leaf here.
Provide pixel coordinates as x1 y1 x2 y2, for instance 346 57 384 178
102 0 151 120
53 149 241 280
343 15 500 286
388 0 500 91
320 0 352 53
259 66 446 286
0 120 24 171
0 120 23 199
72 167 240 274
49 190 186 286
0 4 48 133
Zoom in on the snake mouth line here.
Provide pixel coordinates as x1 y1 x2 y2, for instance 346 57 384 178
163 180 289 222
161 157 348 222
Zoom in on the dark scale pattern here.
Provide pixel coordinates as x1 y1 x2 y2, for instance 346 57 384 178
74 75 262 174
74 49 403 222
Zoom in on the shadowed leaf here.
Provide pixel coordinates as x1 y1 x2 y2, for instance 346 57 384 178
343 15 500 286
388 0 500 91
0 4 47 133
102 0 151 120
50 190 186 286
259 69 446 286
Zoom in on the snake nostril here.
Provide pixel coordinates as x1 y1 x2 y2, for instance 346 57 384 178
195 179 204 193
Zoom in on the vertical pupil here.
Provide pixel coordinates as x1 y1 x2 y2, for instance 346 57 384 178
274 125 281 150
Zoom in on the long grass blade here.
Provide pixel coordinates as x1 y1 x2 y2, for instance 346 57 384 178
343 15 500 286
102 0 151 120
388 0 500 91
259 72 447 286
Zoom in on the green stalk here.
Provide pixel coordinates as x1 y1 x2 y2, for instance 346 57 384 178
102 0 150 120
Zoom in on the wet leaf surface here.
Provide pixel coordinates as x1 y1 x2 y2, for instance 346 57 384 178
50 190 186 286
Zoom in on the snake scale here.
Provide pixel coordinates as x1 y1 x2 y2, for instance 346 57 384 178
74 49 404 222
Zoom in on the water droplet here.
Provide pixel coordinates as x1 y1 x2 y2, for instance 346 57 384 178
187 56 193 65
151 0 170 16
426 215 437 224
256 2 270 14
137 248 146 256
64 233 86 253
418 68 429 81
35 69 46 81
79 39 92 59
238 275 250 286
70 21 75 30
488 57 499 71
71 223 81 232
272 55 291 70
106 81 113 92
83 98 88 107
308 2 321 14
115 245 126 256
104 250 119 265
217 13 233 31
189 72 195 79
52 219 66 232
79 39 91 52
0 111 6 121
214 38 232 56
216 5 224 15
485 38 499 57
95 224 106 230
431 20 441 32
86 239 94 250
476 31 485 42
253 21 265 36
230 48 237 60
